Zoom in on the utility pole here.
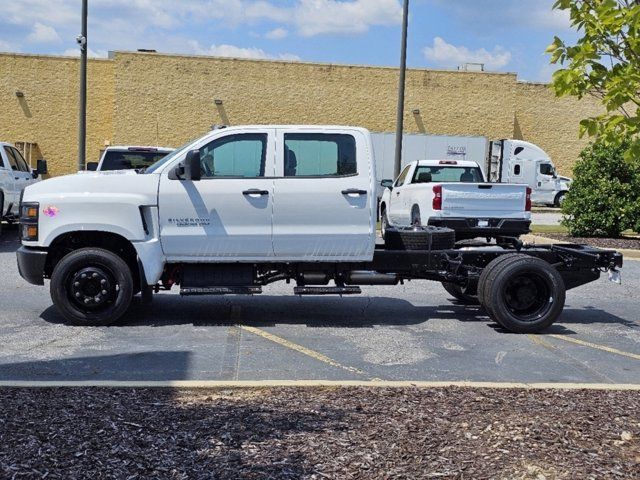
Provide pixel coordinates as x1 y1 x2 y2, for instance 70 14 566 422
77 0 88 171
394 0 409 179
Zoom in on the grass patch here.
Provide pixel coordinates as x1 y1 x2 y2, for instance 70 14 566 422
529 224 568 234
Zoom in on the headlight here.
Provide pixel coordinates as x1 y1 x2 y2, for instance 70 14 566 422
19 202 39 241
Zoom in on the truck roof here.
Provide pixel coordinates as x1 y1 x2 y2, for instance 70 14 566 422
414 159 481 168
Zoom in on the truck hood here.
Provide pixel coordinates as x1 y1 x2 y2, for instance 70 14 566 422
23 172 160 205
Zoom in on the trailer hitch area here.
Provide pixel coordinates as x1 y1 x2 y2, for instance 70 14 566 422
608 267 622 284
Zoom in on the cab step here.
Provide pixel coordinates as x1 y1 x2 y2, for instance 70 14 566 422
180 286 262 296
294 286 362 296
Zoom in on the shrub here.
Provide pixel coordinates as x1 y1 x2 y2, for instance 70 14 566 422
562 139 640 238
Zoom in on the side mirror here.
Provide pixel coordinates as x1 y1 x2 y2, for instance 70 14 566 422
37 159 48 175
181 150 202 181
380 179 394 189
86 162 98 171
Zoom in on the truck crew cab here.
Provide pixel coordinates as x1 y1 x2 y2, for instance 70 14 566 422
16 126 622 334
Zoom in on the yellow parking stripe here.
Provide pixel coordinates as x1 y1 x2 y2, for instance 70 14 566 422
239 325 381 380
548 334 640 361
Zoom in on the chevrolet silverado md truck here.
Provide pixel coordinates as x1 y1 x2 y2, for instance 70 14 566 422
16 126 622 333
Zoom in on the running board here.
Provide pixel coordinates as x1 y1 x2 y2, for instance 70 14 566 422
294 286 362 296
180 286 262 296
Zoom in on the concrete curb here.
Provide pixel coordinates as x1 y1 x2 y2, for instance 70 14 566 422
1 380 640 390
524 234 640 260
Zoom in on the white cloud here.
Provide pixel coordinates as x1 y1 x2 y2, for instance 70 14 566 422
188 41 300 61
293 0 402 36
27 23 62 44
265 28 288 40
423 37 512 70
0 40 16 52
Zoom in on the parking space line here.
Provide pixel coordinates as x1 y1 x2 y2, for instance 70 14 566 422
548 334 640 361
239 325 381 380
527 334 614 383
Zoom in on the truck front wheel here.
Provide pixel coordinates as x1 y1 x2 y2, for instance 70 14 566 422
480 255 565 333
50 248 134 326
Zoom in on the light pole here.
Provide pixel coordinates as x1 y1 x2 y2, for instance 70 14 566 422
77 0 88 171
394 0 409 179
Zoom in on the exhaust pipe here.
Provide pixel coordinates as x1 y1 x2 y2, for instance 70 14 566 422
346 271 398 285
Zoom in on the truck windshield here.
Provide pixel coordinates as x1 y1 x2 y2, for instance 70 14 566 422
414 165 484 183
100 150 172 171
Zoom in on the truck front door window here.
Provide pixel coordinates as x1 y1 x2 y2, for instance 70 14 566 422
199 134 267 178
283 133 356 177
4 147 19 171
11 148 30 172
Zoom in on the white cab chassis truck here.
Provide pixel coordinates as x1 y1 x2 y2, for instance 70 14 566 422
379 160 531 241
0 142 47 235
17 126 622 334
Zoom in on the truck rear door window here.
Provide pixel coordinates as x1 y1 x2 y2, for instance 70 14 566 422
412 166 483 183
101 151 171 171
200 133 267 178
283 133 356 177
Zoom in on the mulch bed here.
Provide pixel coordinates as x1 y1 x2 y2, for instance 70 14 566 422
540 233 640 251
1 387 639 479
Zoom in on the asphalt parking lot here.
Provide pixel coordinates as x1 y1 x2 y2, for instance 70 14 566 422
1 224 638 384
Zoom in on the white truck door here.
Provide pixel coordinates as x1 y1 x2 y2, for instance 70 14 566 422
533 161 557 205
2 146 28 215
158 130 276 260
272 128 374 261
388 163 413 226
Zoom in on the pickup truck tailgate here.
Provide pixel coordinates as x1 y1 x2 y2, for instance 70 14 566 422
441 183 527 217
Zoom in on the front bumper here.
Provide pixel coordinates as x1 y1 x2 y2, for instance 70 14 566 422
427 217 531 240
16 246 47 285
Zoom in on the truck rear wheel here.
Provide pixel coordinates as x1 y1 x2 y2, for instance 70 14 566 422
441 282 479 305
380 206 389 240
480 255 565 333
385 226 455 250
477 253 523 313
50 248 134 326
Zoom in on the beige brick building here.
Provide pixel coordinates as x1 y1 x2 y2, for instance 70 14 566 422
0 50 601 177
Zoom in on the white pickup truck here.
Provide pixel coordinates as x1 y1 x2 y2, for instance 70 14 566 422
0 142 47 234
380 160 531 241
16 125 622 333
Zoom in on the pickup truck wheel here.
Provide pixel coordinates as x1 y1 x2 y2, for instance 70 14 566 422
0 191 3 235
385 226 455 250
482 255 565 333
50 248 134 326
441 282 479 305
554 192 566 207
381 207 389 240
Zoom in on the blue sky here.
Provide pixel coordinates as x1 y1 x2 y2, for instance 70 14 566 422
0 0 577 82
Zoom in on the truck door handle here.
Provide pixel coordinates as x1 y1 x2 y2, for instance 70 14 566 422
341 189 367 195
242 189 269 196
538 182 542 187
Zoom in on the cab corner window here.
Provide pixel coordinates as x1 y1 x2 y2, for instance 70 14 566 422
395 165 411 187
283 133 356 177
199 133 267 178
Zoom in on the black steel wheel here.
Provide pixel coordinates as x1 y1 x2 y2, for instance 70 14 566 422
441 281 479 305
481 255 565 333
50 248 134 326
477 253 523 315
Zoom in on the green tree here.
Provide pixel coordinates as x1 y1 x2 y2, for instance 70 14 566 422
546 0 640 159
562 139 640 237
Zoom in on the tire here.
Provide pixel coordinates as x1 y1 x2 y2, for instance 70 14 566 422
477 253 523 313
385 226 455 251
482 255 566 333
554 191 566 207
0 191 3 236
441 281 479 305
411 205 421 226
380 206 389 240
50 248 134 326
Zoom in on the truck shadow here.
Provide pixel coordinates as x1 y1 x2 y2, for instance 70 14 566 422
39 295 635 333
0 224 20 253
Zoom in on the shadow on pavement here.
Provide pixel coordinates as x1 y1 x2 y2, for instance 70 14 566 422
0 351 191 381
0 223 20 253
39 294 635 333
